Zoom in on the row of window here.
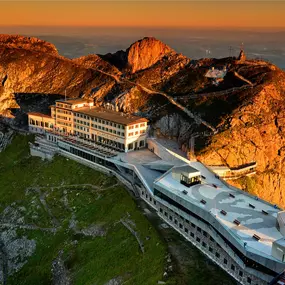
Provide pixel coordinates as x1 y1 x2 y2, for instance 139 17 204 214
128 123 146 130
56 103 71 109
56 109 71 115
91 124 125 137
57 122 72 127
74 119 90 126
74 113 125 129
128 130 146 136
29 119 53 128
74 125 89 132
159 205 254 284
141 190 256 285
57 115 71 121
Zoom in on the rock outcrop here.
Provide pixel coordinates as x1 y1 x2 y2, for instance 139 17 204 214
0 34 58 56
102 37 175 73
126 37 174 73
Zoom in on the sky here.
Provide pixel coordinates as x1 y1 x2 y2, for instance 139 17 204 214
0 1 285 29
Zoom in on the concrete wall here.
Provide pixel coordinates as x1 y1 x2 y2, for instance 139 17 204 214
30 147 54 160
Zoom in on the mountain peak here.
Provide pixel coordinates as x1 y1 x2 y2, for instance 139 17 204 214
126 37 174 73
101 37 175 73
0 34 58 55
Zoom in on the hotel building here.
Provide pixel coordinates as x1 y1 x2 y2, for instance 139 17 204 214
28 98 148 152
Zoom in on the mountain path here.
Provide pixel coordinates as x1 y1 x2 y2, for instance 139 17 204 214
93 68 217 133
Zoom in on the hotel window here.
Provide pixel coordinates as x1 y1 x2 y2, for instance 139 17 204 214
140 130 146 134
202 242 206 247
196 237 200 243
231 265 235 271
184 228 188 233
129 125 134 130
135 124 139 128
160 208 163 213
224 258 227 264
129 132 134 136
135 131 138 135
179 223 183 229
209 247 213 253
190 232 194 238
197 227 201 232
112 130 116 134
215 252 220 258
174 220 178 225
98 119 101 123
210 236 214 242
169 216 172 221
140 123 145 127
106 121 109 125
191 223 196 228
239 271 243 277
102 120 105 124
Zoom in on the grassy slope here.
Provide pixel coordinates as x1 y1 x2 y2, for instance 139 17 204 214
0 135 170 285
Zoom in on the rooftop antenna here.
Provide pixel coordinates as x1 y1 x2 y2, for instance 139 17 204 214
228 46 233 57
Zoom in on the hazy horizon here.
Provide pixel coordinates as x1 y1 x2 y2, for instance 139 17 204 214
1 25 284 70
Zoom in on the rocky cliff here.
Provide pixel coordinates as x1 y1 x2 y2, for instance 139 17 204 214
101 37 175 73
1 34 285 208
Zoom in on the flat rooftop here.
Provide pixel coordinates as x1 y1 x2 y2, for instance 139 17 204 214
74 107 148 126
28 112 52 119
155 161 283 260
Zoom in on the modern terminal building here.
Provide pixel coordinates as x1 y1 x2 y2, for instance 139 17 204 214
28 98 285 285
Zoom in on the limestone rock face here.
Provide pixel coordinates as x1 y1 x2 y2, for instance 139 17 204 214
196 70 285 207
126 37 174 73
72 54 120 75
0 34 58 56
101 37 175 73
0 35 115 115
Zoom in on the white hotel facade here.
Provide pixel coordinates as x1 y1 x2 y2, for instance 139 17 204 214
28 98 148 153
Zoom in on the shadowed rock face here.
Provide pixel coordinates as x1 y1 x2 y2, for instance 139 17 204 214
1 34 285 209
